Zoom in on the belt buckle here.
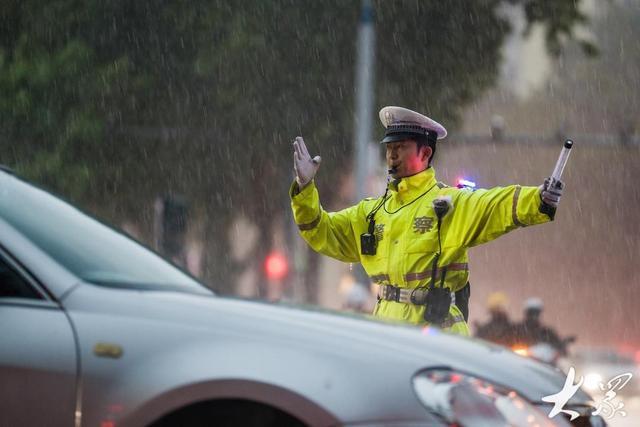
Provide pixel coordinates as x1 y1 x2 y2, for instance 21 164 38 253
391 286 401 302
410 288 425 305
383 285 400 302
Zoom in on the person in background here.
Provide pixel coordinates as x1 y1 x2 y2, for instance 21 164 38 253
514 297 573 356
475 292 518 346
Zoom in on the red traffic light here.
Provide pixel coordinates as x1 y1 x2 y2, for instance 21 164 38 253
264 251 289 281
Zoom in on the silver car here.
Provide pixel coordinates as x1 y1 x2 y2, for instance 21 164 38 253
0 168 604 427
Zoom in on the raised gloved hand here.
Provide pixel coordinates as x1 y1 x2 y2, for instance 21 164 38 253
293 136 321 189
539 177 564 208
538 177 564 223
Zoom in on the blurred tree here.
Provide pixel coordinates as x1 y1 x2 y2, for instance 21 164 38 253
462 0 637 139
0 0 592 297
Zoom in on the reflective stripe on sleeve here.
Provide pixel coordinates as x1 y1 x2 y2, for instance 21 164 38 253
512 186 526 227
297 213 321 231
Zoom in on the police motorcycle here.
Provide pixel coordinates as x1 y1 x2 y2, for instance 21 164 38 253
512 336 577 368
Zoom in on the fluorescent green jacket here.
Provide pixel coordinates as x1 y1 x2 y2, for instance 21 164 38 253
290 168 551 335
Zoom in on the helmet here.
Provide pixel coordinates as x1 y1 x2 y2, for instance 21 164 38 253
487 292 508 312
524 297 544 312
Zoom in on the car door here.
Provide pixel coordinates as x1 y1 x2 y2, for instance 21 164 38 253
0 249 77 427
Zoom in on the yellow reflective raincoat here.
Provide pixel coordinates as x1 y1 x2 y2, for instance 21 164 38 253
290 168 552 335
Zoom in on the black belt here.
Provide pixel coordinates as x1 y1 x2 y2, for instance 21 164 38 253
378 284 453 306
378 285 465 328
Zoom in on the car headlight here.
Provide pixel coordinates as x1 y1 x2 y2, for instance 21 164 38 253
412 369 572 427
583 373 603 391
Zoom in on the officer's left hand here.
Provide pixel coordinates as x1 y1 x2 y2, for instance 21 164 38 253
539 177 564 208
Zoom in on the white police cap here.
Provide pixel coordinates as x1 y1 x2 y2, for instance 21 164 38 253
379 106 447 144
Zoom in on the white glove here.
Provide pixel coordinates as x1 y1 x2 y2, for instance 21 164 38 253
293 136 321 189
539 177 564 208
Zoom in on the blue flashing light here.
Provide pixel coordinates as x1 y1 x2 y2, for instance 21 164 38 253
421 325 440 336
457 178 476 189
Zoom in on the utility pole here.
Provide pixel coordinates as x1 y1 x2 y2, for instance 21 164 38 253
154 195 189 266
352 0 376 289
353 0 375 202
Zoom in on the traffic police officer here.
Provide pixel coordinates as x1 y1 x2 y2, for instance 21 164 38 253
290 106 563 336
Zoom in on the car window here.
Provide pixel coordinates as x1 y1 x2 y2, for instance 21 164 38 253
0 172 211 295
0 255 41 299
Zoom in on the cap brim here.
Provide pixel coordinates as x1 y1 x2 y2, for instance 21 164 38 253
381 132 429 144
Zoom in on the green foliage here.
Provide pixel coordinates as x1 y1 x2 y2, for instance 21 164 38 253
509 0 598 57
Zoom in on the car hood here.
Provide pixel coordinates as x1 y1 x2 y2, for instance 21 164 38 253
63 283 592 405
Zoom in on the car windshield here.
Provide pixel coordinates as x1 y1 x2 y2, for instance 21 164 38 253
0 171 211 294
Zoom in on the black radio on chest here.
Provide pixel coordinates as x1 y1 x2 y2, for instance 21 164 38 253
360 232 377 255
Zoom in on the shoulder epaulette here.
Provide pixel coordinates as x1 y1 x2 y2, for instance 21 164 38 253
436 181 449 189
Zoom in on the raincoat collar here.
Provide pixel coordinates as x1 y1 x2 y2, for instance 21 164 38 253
388 167 437 196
